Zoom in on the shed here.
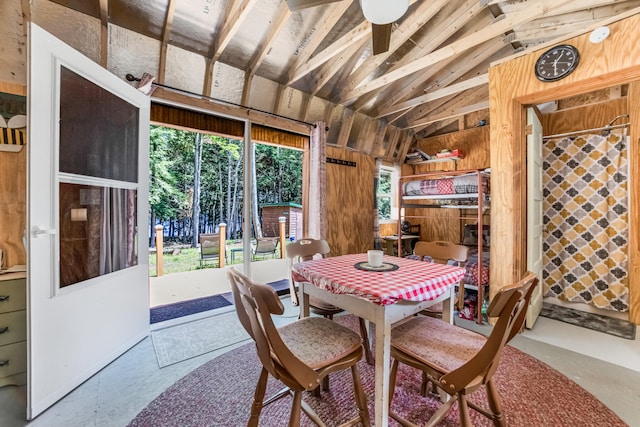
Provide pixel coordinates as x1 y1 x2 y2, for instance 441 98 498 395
260 203 302 239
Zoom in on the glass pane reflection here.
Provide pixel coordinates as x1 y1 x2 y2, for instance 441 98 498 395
59 183 137 288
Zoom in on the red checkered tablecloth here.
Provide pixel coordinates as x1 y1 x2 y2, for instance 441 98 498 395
292 253 465 306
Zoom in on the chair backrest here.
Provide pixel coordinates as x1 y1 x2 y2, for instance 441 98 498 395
413 240 468 265
227 268 319 390
286 238 330 262
200 233 220 257
254 238 278 254
438 272 538 395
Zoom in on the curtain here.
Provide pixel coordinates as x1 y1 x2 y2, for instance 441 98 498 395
373 158 382 250
542 131 629 312
100 187 136 275
308 122 327 240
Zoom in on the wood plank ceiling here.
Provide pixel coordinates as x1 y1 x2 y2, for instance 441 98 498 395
10 0 640 161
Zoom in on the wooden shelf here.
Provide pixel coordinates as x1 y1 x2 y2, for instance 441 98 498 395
406 156 462 165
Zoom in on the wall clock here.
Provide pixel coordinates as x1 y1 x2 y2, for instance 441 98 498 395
534 44 580 82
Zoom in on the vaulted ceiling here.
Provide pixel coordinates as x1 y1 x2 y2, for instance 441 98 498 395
4 0 640 161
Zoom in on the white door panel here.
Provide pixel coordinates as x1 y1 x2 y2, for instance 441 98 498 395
526 108 543 328
28 24 150 418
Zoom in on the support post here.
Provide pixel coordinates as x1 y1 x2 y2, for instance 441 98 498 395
279 216 287 259
219 223 227 268
155 225 164 277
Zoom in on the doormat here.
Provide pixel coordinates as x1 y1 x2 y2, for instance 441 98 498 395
150 294 232 324
220 278 291 305
540 302 636 340
151 311 250 367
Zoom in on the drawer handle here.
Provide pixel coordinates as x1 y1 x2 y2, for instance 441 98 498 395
0 360 8 367
0 295 8 302
0 326 7 334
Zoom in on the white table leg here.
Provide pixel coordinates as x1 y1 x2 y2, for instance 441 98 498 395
442 286 455 324
374 311 391 427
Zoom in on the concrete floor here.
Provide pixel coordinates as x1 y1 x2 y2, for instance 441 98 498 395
2 259 640 426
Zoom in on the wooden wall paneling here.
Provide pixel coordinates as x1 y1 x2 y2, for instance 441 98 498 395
489 14 640 323
416 126 490 171
325 146 375 256
541 97 628 136
0 84 27 268
378 222 396 237
406 126 490 245
627 81 640 324
0 148 26 268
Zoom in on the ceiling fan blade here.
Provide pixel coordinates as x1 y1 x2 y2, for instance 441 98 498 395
371 23 392 55
286 0 343 11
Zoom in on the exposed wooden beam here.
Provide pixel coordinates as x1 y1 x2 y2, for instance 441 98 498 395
288 21 370 86
309 37 368 96
336 109 355 148
377 74 489 118
99 0 109 67
158 0 176 84
286 0 355 77
241 73 253 106
248 2 292 75
406 100 490 130
337 0 451 102
341 0 576 103
151 87 311 135
383 127 401 160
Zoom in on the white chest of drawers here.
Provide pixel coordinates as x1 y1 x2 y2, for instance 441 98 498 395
0 272 26 387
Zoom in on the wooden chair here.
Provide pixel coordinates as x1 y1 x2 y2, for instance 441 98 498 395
199 233 225 267
388 272 539 427
286 238 373 366
227 268 371 427
413 240 469 315
252 237 278 260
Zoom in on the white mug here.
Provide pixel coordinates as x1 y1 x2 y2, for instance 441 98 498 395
367 250 383 267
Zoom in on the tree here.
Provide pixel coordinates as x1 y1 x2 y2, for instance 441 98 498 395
192 133 203 247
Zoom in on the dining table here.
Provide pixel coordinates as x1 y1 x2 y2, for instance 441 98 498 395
292 253 466 427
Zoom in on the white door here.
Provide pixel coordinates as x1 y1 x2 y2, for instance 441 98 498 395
27 24 150 418
526 108 543 328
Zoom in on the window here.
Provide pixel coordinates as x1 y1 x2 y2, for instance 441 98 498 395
377 165 399 222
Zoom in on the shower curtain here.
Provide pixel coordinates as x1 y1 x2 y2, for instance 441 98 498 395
542 131 629 312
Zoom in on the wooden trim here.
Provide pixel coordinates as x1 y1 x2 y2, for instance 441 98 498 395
489 13 640 323
628 81 640 324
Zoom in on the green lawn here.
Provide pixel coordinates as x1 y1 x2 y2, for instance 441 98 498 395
148 241 281 276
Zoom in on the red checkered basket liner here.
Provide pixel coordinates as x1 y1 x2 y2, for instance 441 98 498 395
292 254 465 306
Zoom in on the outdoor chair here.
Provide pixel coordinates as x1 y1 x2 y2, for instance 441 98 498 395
286 238 373 366
227 268 371 427
252 237 278 260
412 240 469 316
388 272 538 427
199 233 225 268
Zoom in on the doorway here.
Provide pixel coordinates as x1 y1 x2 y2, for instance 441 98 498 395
529 89 631 322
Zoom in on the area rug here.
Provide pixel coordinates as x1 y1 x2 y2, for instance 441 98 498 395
150 294 232 324
540 302 636 340
130 315 626 427
151 311 250 368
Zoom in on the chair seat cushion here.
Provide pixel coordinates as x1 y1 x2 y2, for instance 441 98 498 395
392 316 486 372
279 317 362 369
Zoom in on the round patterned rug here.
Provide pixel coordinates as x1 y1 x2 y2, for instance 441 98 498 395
129 315 626 426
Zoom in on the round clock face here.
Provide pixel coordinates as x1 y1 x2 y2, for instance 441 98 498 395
534 44 580 82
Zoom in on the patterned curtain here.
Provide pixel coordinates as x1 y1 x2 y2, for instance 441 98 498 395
543 131 629 312
373 159 382 250
308 122 327 239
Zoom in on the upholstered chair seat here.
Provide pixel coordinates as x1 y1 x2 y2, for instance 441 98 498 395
278 317 362 369
392 316 485 372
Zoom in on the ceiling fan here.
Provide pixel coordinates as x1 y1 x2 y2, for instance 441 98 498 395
286 0 409 55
